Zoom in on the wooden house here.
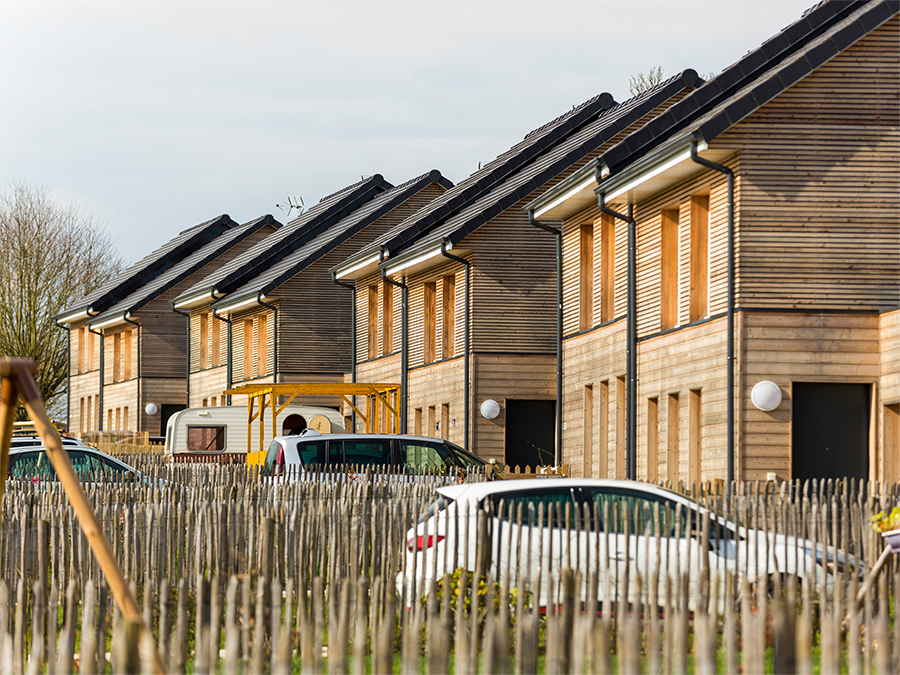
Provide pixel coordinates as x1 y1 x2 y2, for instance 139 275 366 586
171 172 451 413
332 74 702 464
525 0 899 483
56 214 278 437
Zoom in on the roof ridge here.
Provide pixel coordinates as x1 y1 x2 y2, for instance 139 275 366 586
523 91 616 140
318 174 381 203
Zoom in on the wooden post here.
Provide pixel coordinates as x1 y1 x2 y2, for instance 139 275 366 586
0 358 166 674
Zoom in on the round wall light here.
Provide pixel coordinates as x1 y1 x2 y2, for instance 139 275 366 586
145 403 159 416
480 399 501 420
750 381 782 412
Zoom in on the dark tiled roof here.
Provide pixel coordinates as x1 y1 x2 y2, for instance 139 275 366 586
600 0 884 174
379 72 701 261
174 175 390 302
337 90 619 270
220 171 452 302
90 216 280 323
58 214 236 320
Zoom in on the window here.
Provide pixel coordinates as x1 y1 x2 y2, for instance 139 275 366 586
600 213 615 323
382 282 393 355
78 328 85 374
667 393 680 483
296 440 325 467
660 208 679 330
124 329 132 380
368 285 378 360
647 397 659 483
401 441 451 470
414 408 423 436
107 409 113 430
68 451 130 481
86 397 92 435
8 451 55 480
263 440 285 474
187 426 225 452
588 489 693 537
442 275 455 358
243 319 253 380
200 313 209 369
599 380 609 477
427 406 436 436
332 440 392 467
113 333 121 382
583 385 594 477
123 406 129 431
424 282 436 363
87 329 95 371
615 376 626 479
115 408 121 430
211 313 221 367
488 488 578 528
79 398 85 436
579 220 593 330
441 403 449 441
690 195 709 322
257 314 267 377
94 395 99 430
689 388 702 484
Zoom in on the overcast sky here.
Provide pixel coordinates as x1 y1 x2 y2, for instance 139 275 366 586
2 0 813 264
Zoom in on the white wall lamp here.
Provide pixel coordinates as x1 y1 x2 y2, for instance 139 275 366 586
750 381 782 412
480 399 501 420
145 403 159 416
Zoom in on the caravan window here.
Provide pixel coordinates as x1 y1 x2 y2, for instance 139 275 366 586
187 426 225 452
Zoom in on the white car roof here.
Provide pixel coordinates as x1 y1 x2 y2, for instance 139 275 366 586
437 478 698 506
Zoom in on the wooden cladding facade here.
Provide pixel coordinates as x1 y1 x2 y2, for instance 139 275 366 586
557 20 899 482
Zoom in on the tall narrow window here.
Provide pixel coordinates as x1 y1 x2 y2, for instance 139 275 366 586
211 314 221 367
441 403 450 441
885 404 899 480
615 376 626 479
579 220 594 330
115 407 121 430
124 329 133 380
583 385 594 477
87 397 93 434
427 406 436 436
442 275 455 358
107 409 113 430
78 328 85 374
424 282 436 363
257 314 268 377
199 312 209 369
87 330 95 371
414 408 423 436
123 406 129 431
599 381 609 477
367 285 378 360
667 393 680 484
647 397 659 482
600 213 616 323
690 195 709 322
382 282 393 355
660 208 679 330
79 398 85 435
93 395 99 430
113 333 121 382
689 388 702 485
243 319 253 380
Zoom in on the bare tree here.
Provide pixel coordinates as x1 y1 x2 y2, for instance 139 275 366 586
0 182 123 419
629 66 666 97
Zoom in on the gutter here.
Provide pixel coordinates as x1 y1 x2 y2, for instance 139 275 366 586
171 305 192 408
331 272 358 432
381 251 408 433
123 315 141 432
690 138 735 486
595 176 637 481
527 213 563 466
439 240 471 451
55 319 72 432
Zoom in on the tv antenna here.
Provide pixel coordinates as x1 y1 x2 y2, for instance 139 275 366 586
276 195 304 218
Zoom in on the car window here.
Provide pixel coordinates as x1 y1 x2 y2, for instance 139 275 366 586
296 441 325 467
400 441 451 470
69 451 132 480
488 488 580 528
263 441 282 472
445 442 484 469
333 440 392 467
588 488 694 537
8 452 56 480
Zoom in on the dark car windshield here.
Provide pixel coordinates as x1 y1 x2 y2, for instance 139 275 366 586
445 442 485 468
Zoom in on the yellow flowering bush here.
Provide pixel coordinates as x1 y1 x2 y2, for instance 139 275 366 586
871 506 900 533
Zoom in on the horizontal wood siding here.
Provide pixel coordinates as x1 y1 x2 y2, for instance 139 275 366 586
69 371 101 434
714 18 899 311
141 377 186 434
405 259 466 368
471 354 556 464
230 306 274 387
189 366 228 408
561 320 626 478
740 312 881 481
102 380 138 431
408 358 467 446
881 309 900 404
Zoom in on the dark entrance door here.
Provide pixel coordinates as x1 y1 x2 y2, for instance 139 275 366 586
505 399 556 469
791 383 869 482
160 404 186 437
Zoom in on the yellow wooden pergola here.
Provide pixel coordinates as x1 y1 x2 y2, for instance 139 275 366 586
222 382 402 465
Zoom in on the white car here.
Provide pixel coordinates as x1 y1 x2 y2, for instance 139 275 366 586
398 478 856 611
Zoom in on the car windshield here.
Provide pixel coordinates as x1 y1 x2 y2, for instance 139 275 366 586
445 442 484 468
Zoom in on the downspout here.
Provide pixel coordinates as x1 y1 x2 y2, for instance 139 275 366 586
172 306 192 408
56 321 71 432
690 138 735 485
332 272 357 432
87 324 105 431
527 213 563 466
439 240 471 451
382 254 408 434
123 315 141 433
256 293 278 384
596 182 637 481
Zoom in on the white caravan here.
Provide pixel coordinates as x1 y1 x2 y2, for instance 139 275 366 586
163 404 345 464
